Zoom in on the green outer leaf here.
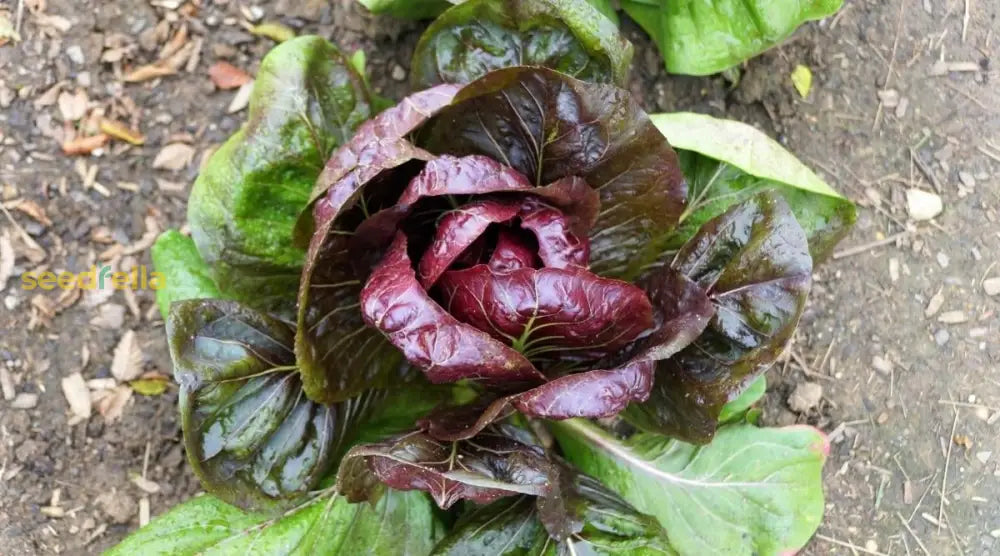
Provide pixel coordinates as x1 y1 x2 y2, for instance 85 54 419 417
151 230 222 321
622 0 843 75
586 0 618 24
105 489 444 556
718 375 766 423
652 112 855 262
358 0 454 19
551 420 828 556
188 36 373 314
410 0 632 88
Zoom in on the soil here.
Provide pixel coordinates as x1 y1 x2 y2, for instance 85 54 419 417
1 0 998 554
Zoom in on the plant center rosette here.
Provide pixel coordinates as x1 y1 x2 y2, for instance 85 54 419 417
286 66 813 510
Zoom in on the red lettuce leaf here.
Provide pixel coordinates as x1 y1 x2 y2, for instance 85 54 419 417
625 191 812 443
438 264 653 359
416 67 686 280
422 360 654 442
337 427 556 509
418 199 522 288
298 83 461 234
490 229 538 271
361 233 546 386
529 175 600 236
347 154 537 278
518 199 589 268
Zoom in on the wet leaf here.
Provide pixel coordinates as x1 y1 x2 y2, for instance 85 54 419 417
537 464 669 551
416 67 686 280
625 192 812 443
622 0 843 75
188 36 375 315
150 230 223 321
338 426 556 509
169 299 449 512
438 264 653 358
652 112 855 262
358 0 454 19
360 234 545 387
106 488 444 556
430 496 548 555
552 419 828 555
411 0 632 88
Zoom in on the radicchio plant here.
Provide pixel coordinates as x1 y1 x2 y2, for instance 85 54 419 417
121 1 855 554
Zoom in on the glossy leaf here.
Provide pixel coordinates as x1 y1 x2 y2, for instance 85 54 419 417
151 230 222 321
552 419 829 556
187 36 374 314
418 200 523 287
622 0 843 75
338 427 556 509
411 0 632 88
361 234 545 386
438 265 653 358
652 112 856 262
422 360 654 442
168 299 448 512
294 87 459 404
719 375 766 423
537 464 669 551
106 488 443 556
431 496 548 556
417 67 686 279
626 192 812 443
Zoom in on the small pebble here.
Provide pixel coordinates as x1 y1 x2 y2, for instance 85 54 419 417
865 540 879 553
934 328 950 345
984 277 1000 296
936 252 949 268
958 171 976 188
66 45 85 65
894 97 909 118
888 258 899 282
977 451 992 464
11 392 38 409
391 64 407 82
906 188 942 221
788 382 823 413
938 310 967 324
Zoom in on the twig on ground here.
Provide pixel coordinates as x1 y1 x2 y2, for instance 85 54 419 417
897 512 931 556
910 148 943 192
939 410 959 531
963 0 971 42
815 534 889 556
833 231 911 259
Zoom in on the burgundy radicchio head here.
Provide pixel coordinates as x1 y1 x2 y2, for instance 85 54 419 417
286 66 812 509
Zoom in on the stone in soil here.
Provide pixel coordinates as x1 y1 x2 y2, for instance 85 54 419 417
788 382 823 413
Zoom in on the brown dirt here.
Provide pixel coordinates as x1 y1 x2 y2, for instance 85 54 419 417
0 0 997 554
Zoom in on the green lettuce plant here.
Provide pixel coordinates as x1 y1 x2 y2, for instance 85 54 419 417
357 0 843 76
116 2 854 554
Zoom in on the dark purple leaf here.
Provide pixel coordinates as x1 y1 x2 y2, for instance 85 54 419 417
347 154 537 279
438 264 653 359
418 200 522 288
337 429 556 509
529 175 600 236
299 84 461 226
625 192 812 443
518 199 589 268
416 67 686 279
489 229 538 271
361 233 546 386
422 359 654 442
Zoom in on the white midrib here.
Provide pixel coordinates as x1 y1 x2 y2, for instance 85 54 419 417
561 420 774 490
